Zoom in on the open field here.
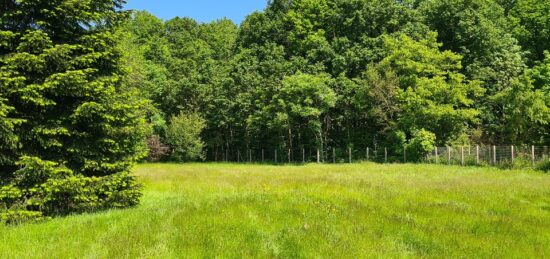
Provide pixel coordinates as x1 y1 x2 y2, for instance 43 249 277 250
1 163 550 258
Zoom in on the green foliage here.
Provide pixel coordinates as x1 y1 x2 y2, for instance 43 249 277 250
1 157 141 224
119 0 550 160
166 112 206 162
406 129 437 162
1 0 147 222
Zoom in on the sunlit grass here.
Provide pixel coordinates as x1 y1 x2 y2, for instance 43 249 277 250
1 163 550 258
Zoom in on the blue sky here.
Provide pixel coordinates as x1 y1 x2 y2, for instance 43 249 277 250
125 0 268 24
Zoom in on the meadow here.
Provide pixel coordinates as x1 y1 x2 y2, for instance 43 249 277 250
1 163 550 258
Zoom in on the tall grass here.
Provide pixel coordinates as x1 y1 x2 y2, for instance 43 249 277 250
1 163 549 258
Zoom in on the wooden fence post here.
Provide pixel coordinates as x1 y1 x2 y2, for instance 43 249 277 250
261 149 265 163
302 148 305 163
288 149 291 163
332 148 336 163
511 145 514 163
447 147 451 165
317 148 320 163
249 149 252 163
476 145 480 165
435 146 439 163
275 149 277 163
531 145 535 165
404 146 407 163
384 148 388 163
493 146 497 165
367 147 370 161
349 147 352 164
461 146 464 166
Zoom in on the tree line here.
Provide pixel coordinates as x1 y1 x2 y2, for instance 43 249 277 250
124 0 550 162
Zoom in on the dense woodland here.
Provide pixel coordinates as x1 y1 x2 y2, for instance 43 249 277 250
1 0 550 221
123 0 550 162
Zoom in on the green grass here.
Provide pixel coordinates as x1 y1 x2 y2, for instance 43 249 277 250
1 163 550 258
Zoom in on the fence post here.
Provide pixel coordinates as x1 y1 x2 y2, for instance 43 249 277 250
511 145 514 164
367 147 370 161
302 148 305 163
476 145 480 165
384 148 388 163
447 147 451 165
262 149 265 163
317 148 320 163
493 146 497 165
249 149 252 163
461 146 464 166
435 146 439 163
404 146 407 163
275 149 277 163
531 145 535 165
348 147 352 164
287 149 291 163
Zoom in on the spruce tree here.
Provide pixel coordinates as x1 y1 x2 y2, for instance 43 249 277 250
0 0 147 222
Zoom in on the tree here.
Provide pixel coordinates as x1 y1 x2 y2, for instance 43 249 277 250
166 112 206 161
375 33 483 144
500 0 550 63
1 0 147 222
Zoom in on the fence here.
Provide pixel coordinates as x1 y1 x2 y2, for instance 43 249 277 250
206 145 550 167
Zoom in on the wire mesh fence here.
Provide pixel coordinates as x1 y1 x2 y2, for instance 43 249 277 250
205 145 550 168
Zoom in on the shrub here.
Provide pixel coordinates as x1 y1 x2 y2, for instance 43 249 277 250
146 135 170 162
0 157 141 224
537 160 550 172
406 129 436 162
166 112 206 162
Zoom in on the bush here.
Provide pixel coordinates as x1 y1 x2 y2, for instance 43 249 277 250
166 112 206 161
537 160 550 172
146 135 170 162
0 157 141 224
406 129 436 162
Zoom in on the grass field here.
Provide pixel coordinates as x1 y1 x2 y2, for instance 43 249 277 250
1 163 550 258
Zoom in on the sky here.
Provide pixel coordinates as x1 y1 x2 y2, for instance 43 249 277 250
124 0 269 24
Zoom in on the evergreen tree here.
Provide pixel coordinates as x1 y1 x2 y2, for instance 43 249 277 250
1 0 147 222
